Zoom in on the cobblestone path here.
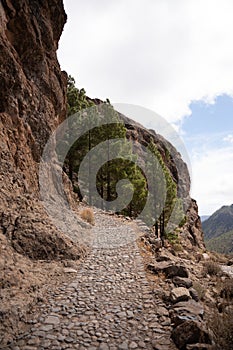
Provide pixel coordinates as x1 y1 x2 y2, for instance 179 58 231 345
6 213 177 350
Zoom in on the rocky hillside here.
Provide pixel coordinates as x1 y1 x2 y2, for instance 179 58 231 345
120 114 205 251
203 205 233 254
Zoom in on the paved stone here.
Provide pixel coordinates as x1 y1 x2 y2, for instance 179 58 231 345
44 316 60 325
8 212 177 349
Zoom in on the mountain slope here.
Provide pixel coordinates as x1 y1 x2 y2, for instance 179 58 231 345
203 204 233 254
202 204 233 240
205 229 233 254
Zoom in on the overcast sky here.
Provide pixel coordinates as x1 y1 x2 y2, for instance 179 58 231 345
58 0 233 215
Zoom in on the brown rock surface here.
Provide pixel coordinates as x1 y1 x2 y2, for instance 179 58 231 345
171 320 212 349
181 199 205 250
173 276 193 288
0 0 86 258
170 287 190 304
170 300 204 327
147 261 189 278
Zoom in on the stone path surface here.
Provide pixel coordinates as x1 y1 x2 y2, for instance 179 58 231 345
5 212 177 350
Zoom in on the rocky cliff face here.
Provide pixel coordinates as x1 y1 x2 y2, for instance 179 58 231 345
0 0 85 259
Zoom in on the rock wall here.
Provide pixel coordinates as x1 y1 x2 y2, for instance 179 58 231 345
0 0 85 260
0 1 90 344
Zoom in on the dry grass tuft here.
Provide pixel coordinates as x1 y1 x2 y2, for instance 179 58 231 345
209 312 233 350
80 208 95 225
172 242 183 252
192 281 206 300
220 279 233 299
203 260 222 276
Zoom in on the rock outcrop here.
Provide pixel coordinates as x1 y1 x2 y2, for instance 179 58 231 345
146 248 215 349
123 120 205 251
121 114 190 202
0 0 86 259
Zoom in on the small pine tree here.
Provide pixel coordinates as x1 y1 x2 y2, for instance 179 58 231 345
146 140 177 243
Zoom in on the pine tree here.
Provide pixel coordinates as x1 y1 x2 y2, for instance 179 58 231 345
64 76 152 220
146 140 177 243
65 75 96 202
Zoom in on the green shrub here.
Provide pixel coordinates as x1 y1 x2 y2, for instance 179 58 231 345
165 231 179 244
179 215 187 228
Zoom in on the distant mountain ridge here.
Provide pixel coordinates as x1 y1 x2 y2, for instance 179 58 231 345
203 204 233 254
206 230 233 254
202 204 233 240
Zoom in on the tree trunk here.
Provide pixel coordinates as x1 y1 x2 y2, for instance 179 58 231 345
88 130 92 205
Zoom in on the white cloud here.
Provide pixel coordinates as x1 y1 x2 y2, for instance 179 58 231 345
224 134 233 144
191 145 233 215
58 0 233 123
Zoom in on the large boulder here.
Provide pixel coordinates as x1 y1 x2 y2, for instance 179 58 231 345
147 261 189 278
170 287 190 304
173 276 193 288
170 299 205 330
171 320 212 350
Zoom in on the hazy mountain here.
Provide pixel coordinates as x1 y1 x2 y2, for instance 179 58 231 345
202 204 233 240
203 204 233 254
205 229 233 255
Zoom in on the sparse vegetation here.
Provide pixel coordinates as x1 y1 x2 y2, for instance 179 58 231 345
220 279 233 299
192 281 206 300
80 208 95 225
178 215 187 228
209 251 228 264
209 312 233 350
203 204 233 255
165 231 179 244
203 260 222 276
206 230 233 255
172 242 183 252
